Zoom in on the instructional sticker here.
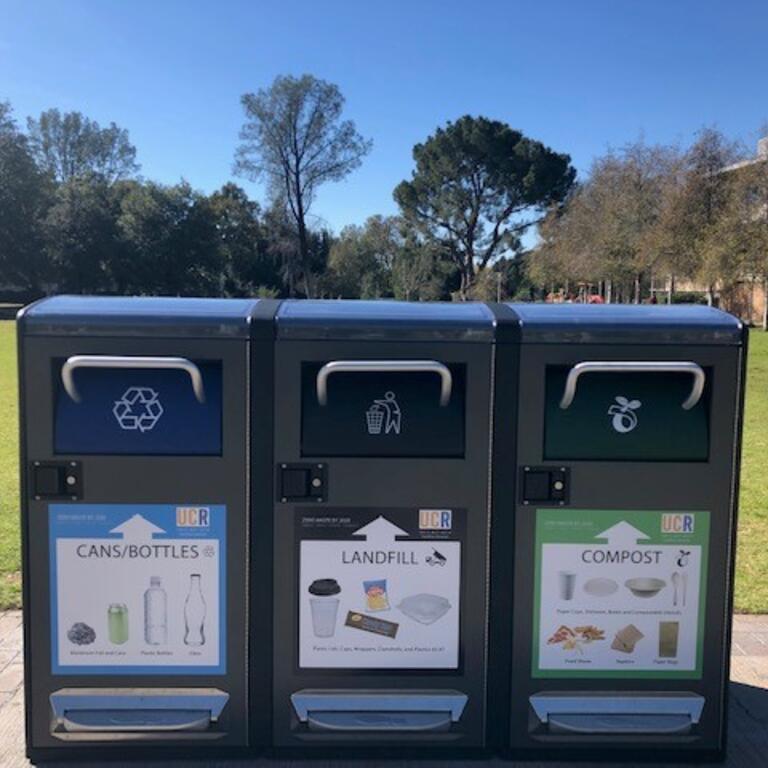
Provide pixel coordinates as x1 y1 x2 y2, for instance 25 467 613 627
533 508 709 679
298 508 463 670
49 503 226 675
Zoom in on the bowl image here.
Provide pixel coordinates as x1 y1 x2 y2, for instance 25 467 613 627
625 577 666 598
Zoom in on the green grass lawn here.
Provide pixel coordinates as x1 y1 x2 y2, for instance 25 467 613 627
0 321 19 607
735 329 768 612
0 319 766 611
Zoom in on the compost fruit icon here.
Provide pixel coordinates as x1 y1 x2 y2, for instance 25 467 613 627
607 395 641 434
113 387 164 432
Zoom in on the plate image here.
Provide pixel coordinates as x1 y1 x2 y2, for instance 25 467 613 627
583 577 618 597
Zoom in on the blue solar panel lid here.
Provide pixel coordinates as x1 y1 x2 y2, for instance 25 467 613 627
504 303 744 345
19 295 269 338
276 299 495 342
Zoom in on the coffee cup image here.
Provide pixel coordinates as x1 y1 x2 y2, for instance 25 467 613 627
308 579 341 638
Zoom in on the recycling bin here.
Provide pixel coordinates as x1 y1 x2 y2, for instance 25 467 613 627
271 300 495 751
17 296 278 763
489 303 747 761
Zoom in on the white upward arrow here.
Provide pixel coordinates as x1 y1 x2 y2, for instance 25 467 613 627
595 521 650 546
353 515 409 543
109 513 165 541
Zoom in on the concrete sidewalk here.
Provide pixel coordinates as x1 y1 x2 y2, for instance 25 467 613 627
1 610 766 767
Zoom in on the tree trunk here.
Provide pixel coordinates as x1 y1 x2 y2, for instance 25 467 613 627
634 274 641 304
459 260 475 301
667 275 674 305
763 276 768 331
605 280 612 304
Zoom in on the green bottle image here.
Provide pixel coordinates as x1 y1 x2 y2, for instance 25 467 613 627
108 603 129 645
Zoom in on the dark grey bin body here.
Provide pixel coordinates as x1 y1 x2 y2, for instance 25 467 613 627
271 300 495 751
17 296 278 763
489 303 747 761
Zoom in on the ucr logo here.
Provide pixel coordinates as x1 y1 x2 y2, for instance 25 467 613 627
113 387 164 432
419 509 452 531
177 506 210 527
661 513 695 534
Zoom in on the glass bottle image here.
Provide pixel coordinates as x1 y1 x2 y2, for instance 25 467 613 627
107 603 129 645
144 576 167 645
184 573 206 646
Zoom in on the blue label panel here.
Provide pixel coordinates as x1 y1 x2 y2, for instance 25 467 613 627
54 363 222 455
49 504 226 675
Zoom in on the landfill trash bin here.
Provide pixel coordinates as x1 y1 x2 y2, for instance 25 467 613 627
271 300 495 750
489 304 747 761
18 296 278 763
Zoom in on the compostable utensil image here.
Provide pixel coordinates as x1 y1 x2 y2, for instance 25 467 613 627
583 577 618 597
681 572 688 607
625 577 667 598
671 572 680 607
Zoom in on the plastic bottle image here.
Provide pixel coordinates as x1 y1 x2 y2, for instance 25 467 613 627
144 576 167 645
184 573 206 646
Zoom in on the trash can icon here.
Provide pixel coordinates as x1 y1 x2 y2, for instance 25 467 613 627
365 403 384 434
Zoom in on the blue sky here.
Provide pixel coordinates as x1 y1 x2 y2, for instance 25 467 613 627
1 0 766 232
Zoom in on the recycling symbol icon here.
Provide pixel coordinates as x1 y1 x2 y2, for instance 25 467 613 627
113 387 164 432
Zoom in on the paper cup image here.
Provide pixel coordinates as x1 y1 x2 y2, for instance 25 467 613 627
558 571 577 601
308 579 341 638
658 621 679 658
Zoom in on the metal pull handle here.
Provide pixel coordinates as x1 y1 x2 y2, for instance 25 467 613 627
559 361 705 411
61 709 211 733
62 355 206 404
316 360 452 406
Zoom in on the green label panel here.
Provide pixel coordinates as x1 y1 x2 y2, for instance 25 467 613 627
533 509 709 679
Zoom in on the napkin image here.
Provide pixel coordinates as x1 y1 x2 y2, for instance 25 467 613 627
611 623 644 653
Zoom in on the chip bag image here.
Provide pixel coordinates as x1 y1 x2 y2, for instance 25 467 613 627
363 579 390 611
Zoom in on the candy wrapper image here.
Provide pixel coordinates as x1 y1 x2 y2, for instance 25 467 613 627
363 579 390 611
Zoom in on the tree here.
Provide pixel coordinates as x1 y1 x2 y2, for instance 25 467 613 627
651 128 744 302
0 102 52 293
394 115 575 298
705 141 768 324
43 176 123 293
235 74 371 297
207 183 282 296
115 181 222 295
27 108 139 183
530 140 682 302
391 236 451 301
324 216 394 298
